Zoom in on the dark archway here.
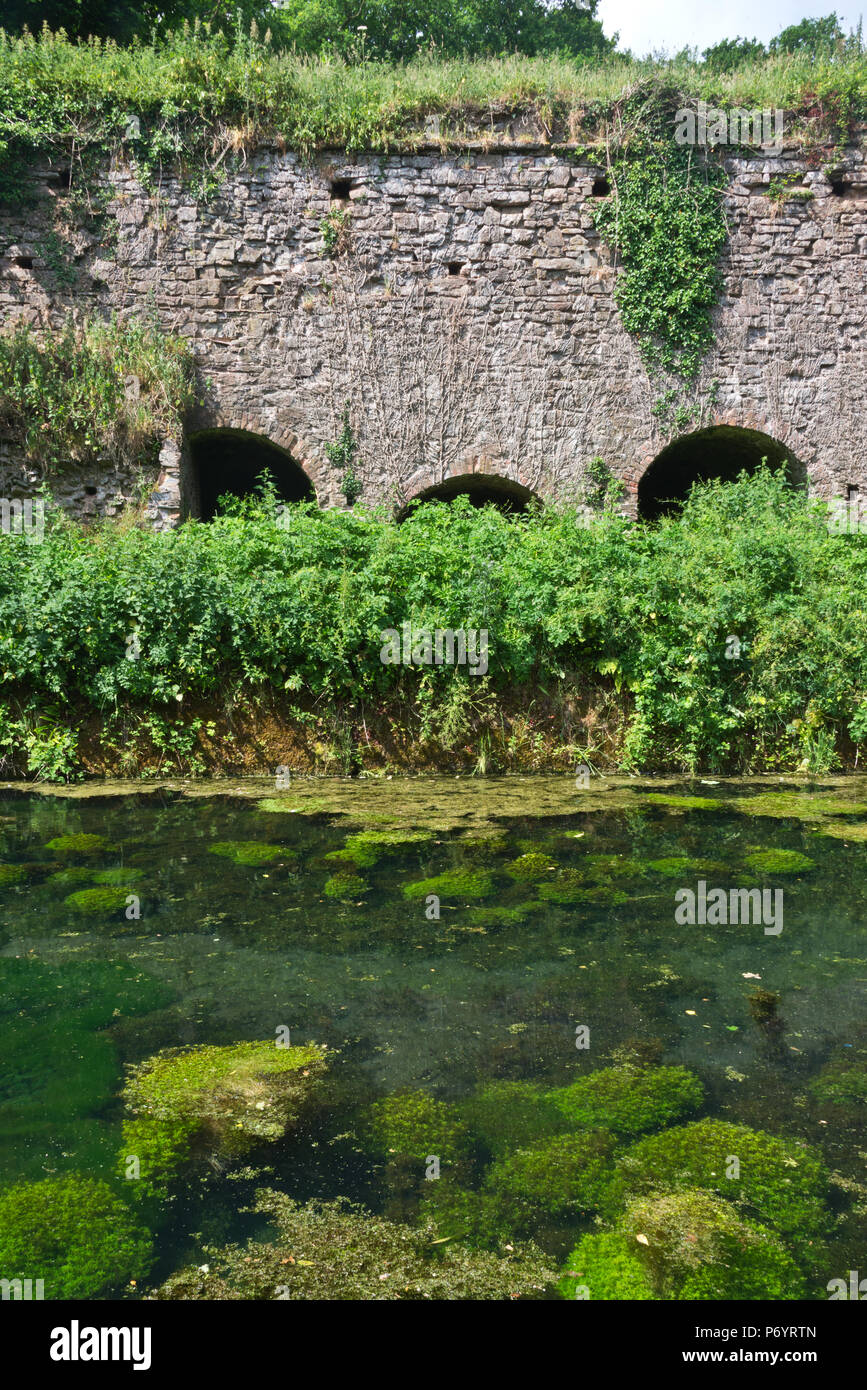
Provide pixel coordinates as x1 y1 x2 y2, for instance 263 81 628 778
188 429 315 520
397 473 538 519
638 426 806 521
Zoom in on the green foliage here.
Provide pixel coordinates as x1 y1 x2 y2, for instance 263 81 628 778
619 1119 833 1243
0 1175 153 1299
155 1188 556 1300
546 1065 704 1137
770 14 845 58
0 862 26 885
44 833 116 855
590 88 728 379
810 1048 867 1105
64 884 133 914
323 869 367 898
702 37 767 74
358 1090 471 1162
559 1231 655 1299
0 315 194 474
326 403 362 506
5 470 867 777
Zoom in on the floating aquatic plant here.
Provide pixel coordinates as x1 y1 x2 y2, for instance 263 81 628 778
358 1090 471 1163
503 852 558 883
323 870 368 899
484 1131 623 1224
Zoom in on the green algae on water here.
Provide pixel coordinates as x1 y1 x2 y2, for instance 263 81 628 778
64 886 134 916
547 1065 704 1137
44 834 117 856
208 841 291 866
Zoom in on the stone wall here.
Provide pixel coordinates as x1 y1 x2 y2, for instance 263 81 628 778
1 139 865 523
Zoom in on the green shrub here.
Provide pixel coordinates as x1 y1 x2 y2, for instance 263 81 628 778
619 1119 832 1242
547 1065 704 1136
0 1176 152 1299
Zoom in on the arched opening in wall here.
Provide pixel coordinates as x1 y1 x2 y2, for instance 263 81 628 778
637 426 806 521
188 429 315 520
397 474 538 519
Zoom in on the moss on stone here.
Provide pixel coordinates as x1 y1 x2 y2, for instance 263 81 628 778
93 867 145 886
0 863 27 886
809 1049 867 1105
546 1065 704 1137
49 866 97 886
742 848 816 874
618 1119 832 1242
503 852 558 883
44 833 116 856
156 1189 555 1300
537 868 628 905
402 869 496 901
208 841 290 866
0 1175 153 1300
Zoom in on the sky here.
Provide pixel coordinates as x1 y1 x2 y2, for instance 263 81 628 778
597 0 865 57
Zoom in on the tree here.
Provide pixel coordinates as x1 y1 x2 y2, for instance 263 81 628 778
769 14 844 58
702 36 766 73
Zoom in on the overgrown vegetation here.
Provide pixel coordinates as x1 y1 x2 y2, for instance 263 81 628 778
0 313 194 474
3 469 867 779
0 24 865 207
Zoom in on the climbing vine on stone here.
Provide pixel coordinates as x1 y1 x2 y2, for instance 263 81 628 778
591 88 728 380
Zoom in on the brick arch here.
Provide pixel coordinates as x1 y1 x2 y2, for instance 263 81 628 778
637 423 808 521
184 421 319 520
396 468 541 519
185 407 327 500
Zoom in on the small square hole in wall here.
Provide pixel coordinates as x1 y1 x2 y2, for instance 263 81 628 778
447 261 464 276
51 166 72 192
830 178 847 196
330 179 352 201
14 256 33 269
84 486 97 496
591 177 611 197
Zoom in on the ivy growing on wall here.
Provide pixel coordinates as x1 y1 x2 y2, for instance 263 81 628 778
590 85 729 380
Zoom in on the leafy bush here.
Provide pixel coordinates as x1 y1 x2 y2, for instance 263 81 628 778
0 1175 152 1299
3 470 867 776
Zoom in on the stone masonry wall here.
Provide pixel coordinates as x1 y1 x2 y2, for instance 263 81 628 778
0 140 865 525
